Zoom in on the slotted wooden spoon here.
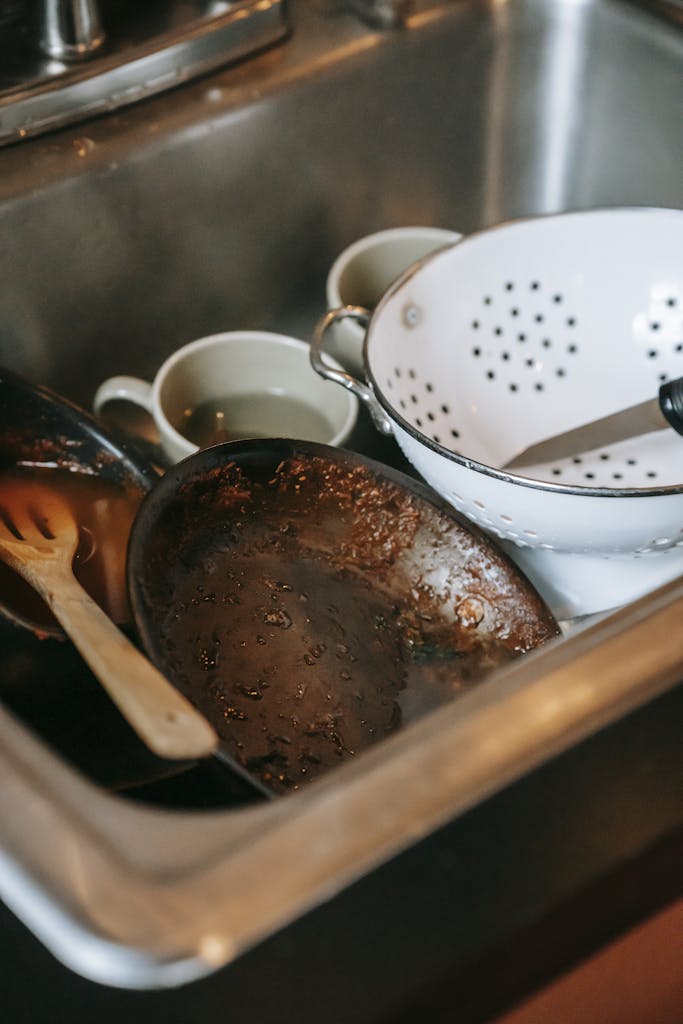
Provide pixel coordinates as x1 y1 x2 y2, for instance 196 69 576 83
0 480 217 760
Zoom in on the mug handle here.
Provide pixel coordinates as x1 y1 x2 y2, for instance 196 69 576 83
93 375 154 418
310 307 394 436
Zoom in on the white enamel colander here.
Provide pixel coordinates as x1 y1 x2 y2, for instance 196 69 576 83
311 208 683 619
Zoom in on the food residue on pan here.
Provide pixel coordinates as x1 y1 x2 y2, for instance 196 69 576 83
139 455 558 795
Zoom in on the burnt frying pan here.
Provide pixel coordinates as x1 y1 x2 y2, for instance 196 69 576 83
128 439 559 796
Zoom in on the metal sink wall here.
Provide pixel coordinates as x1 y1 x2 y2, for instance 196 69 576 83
0 0 680 403
0 0 681 1010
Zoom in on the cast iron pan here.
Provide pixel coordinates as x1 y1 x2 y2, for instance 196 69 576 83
128 439 560 796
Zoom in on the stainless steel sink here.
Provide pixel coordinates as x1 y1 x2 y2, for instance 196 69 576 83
0 0 681 1008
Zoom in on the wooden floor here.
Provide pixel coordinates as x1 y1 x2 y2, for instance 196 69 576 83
493 898 683 1024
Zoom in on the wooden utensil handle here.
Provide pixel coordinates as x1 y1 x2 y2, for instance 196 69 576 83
42 570 217 760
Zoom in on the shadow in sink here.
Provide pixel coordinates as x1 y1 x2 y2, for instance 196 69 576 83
0 622 264 808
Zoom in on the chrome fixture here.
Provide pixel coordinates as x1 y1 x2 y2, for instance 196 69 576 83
36 0 105 62
0 0 288 147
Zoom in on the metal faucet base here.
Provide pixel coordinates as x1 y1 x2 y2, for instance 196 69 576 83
0 0 288 147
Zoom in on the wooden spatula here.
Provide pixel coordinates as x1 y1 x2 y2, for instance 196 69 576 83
0 479 217 760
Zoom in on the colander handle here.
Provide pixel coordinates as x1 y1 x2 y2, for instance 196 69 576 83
659 376 683 436
310 307 394 436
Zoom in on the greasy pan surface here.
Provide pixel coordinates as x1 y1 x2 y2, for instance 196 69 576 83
129 441 559 795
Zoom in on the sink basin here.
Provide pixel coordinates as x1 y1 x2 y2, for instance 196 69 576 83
0 0 681 1016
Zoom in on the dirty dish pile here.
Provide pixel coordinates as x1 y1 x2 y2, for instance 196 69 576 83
127 440 558 795
312 207 683 619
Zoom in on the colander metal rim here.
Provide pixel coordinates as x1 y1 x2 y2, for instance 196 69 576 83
364 206 683 500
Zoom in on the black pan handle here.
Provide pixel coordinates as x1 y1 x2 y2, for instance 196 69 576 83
659 375 683 436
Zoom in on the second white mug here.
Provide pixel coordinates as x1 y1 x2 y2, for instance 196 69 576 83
325 226 462 375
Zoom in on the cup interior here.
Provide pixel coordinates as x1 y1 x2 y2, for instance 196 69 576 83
158 333 356 449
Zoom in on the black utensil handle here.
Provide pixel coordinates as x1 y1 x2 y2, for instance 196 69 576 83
659 376 683 436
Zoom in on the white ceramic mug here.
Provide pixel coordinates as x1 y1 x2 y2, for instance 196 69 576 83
326 226 462 375
93 331 359 464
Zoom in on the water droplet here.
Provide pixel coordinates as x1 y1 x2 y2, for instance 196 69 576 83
238 684 263 701
73 136 96 157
